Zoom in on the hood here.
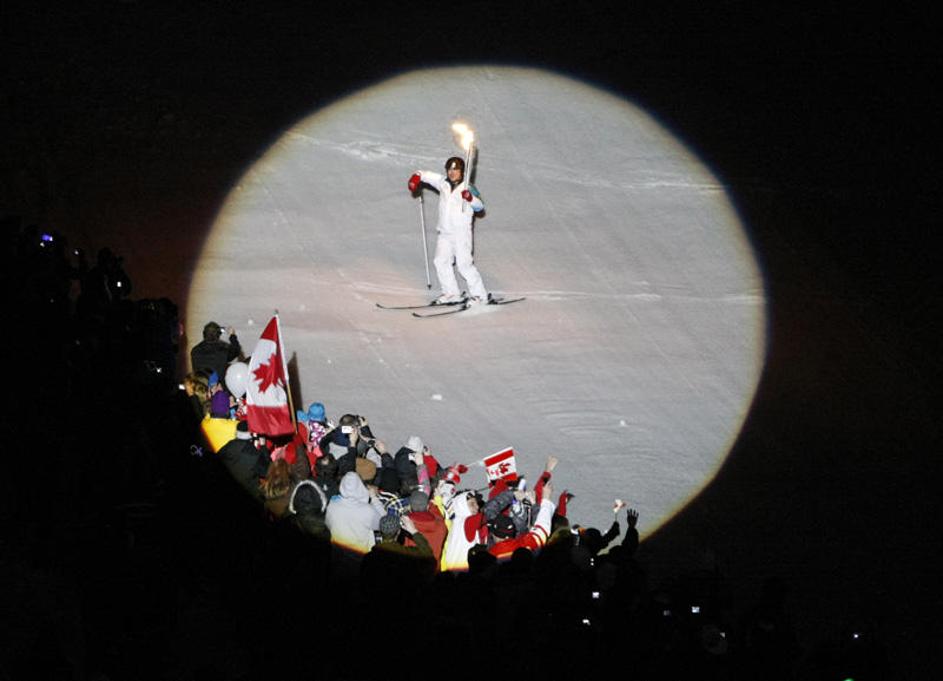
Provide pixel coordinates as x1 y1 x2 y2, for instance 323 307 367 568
339 471 370 503
450 491 473 520
290 480 327 515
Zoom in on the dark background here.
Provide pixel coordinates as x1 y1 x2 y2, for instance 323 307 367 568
3 1 939 676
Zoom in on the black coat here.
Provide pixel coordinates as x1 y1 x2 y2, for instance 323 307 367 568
393 447 420 493
217 437 268 500
190 336 242 380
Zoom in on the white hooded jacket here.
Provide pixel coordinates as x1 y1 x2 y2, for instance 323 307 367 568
324 472 384 554
441 492 483 571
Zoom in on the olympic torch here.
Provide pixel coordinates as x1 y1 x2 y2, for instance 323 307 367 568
451 122 476 210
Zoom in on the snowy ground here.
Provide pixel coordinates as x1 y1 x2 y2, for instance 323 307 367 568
188 67 765 535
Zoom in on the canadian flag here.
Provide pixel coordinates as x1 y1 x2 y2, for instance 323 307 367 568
245 316 294 437
483 447 518 483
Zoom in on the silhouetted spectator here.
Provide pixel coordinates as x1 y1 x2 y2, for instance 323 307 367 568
189 321 242 381
289 480 330 543
217 420 269 501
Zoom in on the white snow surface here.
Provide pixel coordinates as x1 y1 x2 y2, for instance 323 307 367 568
189 67 766 536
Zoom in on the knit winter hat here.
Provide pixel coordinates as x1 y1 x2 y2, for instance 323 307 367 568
379 514 400 539
297 401 326 423
406 435 424 453
409 490 429 513
235 420 252 440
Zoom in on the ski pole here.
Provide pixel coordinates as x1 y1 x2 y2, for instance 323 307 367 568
418 193 432 289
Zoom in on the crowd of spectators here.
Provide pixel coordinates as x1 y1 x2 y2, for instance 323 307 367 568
1 216 888 680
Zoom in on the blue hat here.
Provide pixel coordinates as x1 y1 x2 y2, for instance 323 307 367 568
208 371 220 387
302 402 326 423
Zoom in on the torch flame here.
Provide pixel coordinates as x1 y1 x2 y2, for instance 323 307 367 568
451 122 475 151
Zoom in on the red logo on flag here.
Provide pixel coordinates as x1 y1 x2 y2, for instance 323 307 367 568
483 447 518 483
245 316 294 437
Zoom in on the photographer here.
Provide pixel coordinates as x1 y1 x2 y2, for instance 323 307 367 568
318 414 387 479
190 320 242 382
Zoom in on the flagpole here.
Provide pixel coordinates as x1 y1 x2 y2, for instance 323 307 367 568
274 311 297 432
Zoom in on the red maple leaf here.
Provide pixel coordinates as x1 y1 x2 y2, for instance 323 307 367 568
252 355 282 393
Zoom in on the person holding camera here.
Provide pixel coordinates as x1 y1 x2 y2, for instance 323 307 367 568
317 413 387 479
190 320 242 383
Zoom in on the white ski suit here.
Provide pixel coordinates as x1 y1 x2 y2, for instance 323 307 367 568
417 170 488 300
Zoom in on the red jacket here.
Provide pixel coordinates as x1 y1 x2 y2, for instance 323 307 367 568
488 498 555 561
405 505 448 567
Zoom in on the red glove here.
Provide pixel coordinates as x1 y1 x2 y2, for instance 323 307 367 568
461 189 472 202
408 173 421 192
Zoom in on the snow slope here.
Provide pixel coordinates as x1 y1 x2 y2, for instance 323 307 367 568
189 67 765 535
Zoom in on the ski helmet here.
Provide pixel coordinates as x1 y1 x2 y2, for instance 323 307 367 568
445 156 465 173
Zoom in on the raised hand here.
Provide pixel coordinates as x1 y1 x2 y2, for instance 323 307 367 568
401 515 418 534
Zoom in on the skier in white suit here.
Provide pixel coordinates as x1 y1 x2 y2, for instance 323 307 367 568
408 156 490 305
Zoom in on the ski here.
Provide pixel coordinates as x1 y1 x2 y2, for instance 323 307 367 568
412 297 525 318
376 299 467 311
412 304 469 318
